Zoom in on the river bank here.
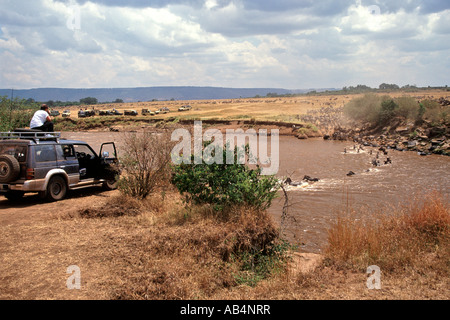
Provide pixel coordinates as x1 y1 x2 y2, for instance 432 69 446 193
327 119 449 156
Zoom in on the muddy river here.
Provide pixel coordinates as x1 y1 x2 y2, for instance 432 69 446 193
63 131 450 253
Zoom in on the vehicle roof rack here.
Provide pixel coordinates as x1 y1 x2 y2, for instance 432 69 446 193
0 129 61 143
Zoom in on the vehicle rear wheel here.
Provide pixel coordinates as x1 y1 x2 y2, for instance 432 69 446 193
46 176 67 201
0 155 20 183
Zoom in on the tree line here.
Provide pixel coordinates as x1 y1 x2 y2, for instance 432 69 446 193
257 84 448 98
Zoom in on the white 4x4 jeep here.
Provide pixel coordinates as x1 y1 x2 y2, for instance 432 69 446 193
0 129 120 201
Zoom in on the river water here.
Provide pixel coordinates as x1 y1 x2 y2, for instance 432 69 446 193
268 136 449 253
63 131 449 253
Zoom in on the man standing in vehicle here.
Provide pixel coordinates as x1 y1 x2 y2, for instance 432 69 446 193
30 104 54 132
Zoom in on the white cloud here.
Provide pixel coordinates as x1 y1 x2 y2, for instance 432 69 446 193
0 0 448 89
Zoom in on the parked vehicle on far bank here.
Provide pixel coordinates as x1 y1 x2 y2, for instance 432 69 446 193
78 110 95 117
124 110 138 116
155 107 170 114
0 129 120 202
99 110 114 116
178 105 192 111
111 109 123 116
141 108 155 116
62 110 71 117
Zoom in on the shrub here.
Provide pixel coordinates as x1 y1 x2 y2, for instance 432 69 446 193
343 93 384 124
118 131 175 199
421 99 448 124
171 143 280 213
378 98 399 125
0 96 39 131
395 96 420 121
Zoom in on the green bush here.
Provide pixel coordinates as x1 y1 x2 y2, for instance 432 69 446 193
343 94 449 127
0 96 39 131
171 143 280 213
378 99 399 125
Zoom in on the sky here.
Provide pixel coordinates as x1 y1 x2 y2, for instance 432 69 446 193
0 0 449 90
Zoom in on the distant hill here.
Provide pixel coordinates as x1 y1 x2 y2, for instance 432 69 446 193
0 86 338 103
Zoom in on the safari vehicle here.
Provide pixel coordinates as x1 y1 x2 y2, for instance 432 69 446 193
155 107 170 114
99 110 114 116
50 109 60 117
178 105 191 112
62 110 71 117
111 109 123 116
0 129 120 202
141 108 155 116
78 110 95 117
124 110 138 116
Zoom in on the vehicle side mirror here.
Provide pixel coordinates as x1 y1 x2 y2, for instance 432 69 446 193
102 151 110 158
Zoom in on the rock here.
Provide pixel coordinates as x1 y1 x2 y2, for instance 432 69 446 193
296 134 308 139
396 126 409 134
346 171 356 176
431 139 443 146
427 127 446 138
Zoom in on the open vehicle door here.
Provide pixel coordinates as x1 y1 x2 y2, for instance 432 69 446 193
99 142 117 164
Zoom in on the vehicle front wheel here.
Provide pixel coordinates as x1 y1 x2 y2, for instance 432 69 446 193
46 176 67 201
103 177 119 190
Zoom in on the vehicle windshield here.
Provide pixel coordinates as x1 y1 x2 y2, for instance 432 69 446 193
73 144 97 159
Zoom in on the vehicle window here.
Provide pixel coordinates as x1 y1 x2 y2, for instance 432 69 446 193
73 144 97 159
56 144 76 160
35 145 57 162
0 145 27 162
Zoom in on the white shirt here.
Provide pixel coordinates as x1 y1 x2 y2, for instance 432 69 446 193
30 110 49 128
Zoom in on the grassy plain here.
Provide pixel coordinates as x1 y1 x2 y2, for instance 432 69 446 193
61 90 448 123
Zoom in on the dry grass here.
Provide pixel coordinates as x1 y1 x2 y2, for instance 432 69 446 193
1 189 448 300
324 192 450 274
102 201 284 299
70 190 449 300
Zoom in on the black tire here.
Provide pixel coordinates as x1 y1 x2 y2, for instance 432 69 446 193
0 155 20 183
46 176 67 201
102 169 120 190
103 176 119 190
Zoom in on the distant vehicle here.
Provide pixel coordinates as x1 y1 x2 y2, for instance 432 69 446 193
141 108 155 116
111 109 123 116
49 110 60 117
99 110 114 116
178 105 192 112
124 110 138 116
156 107 170 114
62 110 71 117
79 110 95 117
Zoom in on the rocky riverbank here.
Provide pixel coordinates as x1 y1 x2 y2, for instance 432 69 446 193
326 119 449 156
